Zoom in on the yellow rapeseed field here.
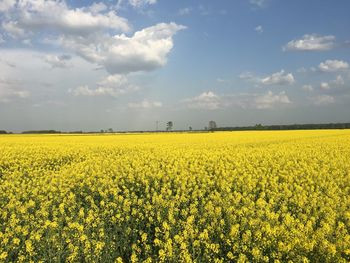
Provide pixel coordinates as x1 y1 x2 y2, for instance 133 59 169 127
0 130 350 262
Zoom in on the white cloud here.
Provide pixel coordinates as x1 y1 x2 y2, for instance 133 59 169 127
302 85 313 92
320 82 330 90
249 0 267 8
70 85 101 96
0 0 15 12
333 75 345 86
128 0 157 8
128 99 162 109
44 54 72 68
261 70 295 86
318 60 349 72
240 70 295 86
0 77 30 103
283 34 336 51
2 21 26 38
238 72 256 81
87 2 108 14
198 5 210 16
22 39 32 45
70 74 138 97
313 95 335 105
217 78 227 83
183 91 221 110
1 0 131 38
320 76 345 90
0 34 4 44
297 67 308 73
178 7 191 16
255 25 263 34
1 1 185 75
59 22 186 74
182 90 292 110
0 58 16 68
0 48 113 108
254 91 291 109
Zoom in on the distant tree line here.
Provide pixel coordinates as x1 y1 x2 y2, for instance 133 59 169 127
0 122 349 135
213 123 350 131
22 130 62 134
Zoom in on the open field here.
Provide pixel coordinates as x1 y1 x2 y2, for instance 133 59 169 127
1 130 350 262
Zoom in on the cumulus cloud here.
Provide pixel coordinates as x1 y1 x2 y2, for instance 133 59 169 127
128 99 162 109
1 0 130 37
261 70 295 86
57 22 185 74
44 54 72 68
255 25 263 34
283 34 336 51
254 91 291 109
0 1 185 76
313 95 335 105
183 91 221 110
318 59 349 72
70 74 138 97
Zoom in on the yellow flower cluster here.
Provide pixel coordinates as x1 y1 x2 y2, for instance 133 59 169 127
0 130 350 262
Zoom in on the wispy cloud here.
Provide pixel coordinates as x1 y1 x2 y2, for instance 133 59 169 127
254 91 291 109
302 85 314 92
283 34 336 51
0 34 5 44
318 60 349 72
44 54 72 69
312 95 335 105
117 0 157 9
261 70 295 86
319 75 345 91
0 0 15 12
69 75 138 97
128 99 162 109
198 5 210 16
0 77 30 103
183 91 221 110
249 0 268 8
240 70 295 86
254 25 263 34
182 90 292 110
178 7 191 16
239 72 258 82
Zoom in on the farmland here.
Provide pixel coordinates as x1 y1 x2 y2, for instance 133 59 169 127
0 130 350 262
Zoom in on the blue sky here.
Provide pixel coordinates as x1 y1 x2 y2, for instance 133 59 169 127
0 0 350 131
